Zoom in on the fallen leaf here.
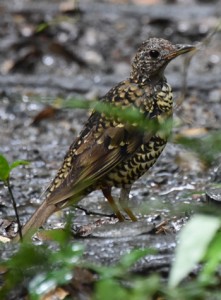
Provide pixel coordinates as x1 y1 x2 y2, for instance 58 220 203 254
41 287 69 300
32 106 59 125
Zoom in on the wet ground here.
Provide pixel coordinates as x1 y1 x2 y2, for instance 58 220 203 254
0 0 221 287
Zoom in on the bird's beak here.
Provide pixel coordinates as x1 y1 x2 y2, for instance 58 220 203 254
166 44 196 60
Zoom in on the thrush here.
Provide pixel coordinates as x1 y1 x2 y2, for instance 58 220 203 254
15 38 195 240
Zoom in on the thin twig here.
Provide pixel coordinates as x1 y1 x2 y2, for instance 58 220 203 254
6 178 23 241
175 19 221 111
75 205 115 218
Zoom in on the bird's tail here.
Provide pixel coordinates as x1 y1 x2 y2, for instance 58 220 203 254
13 200 57 242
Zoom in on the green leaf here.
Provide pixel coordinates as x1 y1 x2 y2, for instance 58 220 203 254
94 278 129 300
119 248 155 269
132 275 160 299
92 248 154 280
10 160 29 171
0 155 29 182
36 23 49 32
50 243 84 266
169 214 221 288
64 98 171 135
0 154 10 181
199 231 221 283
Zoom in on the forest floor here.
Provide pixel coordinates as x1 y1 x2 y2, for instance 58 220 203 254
0 0 221 299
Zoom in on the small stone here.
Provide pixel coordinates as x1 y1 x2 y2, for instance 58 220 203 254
206 185 221 204
209 89 221 103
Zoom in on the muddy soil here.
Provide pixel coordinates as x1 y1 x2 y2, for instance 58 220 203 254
0 0 221 293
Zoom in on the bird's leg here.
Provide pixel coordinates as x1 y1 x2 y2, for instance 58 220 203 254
119 186 137 222
102 187 125 222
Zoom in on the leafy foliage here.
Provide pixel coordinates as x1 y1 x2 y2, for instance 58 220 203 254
175 132 221 165
169 214 221 287
0 230 84 299
0 154 29 183
0 154 30 240
64 97 173 136
0 155 10 182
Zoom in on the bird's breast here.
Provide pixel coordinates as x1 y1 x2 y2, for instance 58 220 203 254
101 82 174 187
155 82 173 112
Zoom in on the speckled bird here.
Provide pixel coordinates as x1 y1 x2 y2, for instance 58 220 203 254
17 38 195 239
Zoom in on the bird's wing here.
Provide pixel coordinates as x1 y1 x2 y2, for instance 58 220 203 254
45 123 145 206
44 81 155 206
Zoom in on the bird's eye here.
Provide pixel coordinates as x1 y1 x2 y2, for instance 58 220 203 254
149 50 160 59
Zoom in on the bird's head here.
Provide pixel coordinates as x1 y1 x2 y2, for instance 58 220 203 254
131 38 195 84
